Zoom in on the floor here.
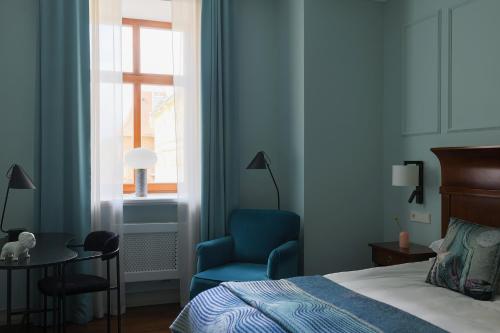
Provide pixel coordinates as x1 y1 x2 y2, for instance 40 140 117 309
2 304 181 333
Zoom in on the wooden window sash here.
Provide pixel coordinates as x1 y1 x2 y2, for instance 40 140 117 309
122 18 177 194
123 183 178 194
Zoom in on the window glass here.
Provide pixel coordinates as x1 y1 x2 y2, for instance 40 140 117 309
140 27 173 74
140 85 177 184
122 25 133 72
123 83 134 184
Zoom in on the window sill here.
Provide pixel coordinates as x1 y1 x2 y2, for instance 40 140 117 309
123 193 178 206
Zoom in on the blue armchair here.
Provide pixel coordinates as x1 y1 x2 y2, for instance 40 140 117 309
189 209 300 299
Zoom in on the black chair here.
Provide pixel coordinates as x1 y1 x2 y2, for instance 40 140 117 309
38 231 121 333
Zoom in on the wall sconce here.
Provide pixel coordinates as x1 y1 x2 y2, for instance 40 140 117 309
246 151 280 210
392 161 424 204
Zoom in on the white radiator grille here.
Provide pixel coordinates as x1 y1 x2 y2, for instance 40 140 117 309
123 223 179 282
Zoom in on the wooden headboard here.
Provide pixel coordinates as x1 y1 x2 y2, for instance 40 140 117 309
432 146 500 237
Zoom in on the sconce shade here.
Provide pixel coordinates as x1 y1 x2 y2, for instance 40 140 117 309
392 165 419 187
8 164 36 190
125 148 157 169
246 151 280 209
246 151 267 169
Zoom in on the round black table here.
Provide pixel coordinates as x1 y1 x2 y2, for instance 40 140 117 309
0 233 77 329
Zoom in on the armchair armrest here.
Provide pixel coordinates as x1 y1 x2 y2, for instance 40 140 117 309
267 240 299 280
196 236 233 272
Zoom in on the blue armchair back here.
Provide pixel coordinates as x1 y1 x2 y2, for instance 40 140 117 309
230 209 300 264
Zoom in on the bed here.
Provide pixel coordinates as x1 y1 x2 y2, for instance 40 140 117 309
171 146 500 333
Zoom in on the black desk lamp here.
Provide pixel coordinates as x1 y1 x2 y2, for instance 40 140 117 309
246 151 280 210
1 164 36 241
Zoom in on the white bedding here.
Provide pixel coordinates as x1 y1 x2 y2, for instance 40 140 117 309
325 260 500 333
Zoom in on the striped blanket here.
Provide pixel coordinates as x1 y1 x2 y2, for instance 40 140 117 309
170 276 446 333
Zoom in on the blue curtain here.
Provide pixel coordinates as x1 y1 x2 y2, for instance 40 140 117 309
201 0 238 242
39 0 92 324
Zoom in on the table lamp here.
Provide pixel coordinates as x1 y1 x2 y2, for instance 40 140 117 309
125 148 157 197
1 164 36 242
246 151 280 210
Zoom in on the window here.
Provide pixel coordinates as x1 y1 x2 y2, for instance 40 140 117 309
122 18 177 194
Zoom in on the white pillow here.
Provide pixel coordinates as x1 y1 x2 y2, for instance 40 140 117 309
429 238 444 253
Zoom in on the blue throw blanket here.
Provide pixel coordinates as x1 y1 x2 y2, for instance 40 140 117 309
171 276 447 333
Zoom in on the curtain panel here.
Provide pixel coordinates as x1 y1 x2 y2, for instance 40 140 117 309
89 0 125 318
200 0 238 243
172 0 203 306
39 0 92 324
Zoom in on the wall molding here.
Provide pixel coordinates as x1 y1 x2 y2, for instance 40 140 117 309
401 11 442 136
447 0 500 133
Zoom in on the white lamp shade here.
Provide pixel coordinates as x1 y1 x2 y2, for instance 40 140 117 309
392 165 419 187
125 148 157 169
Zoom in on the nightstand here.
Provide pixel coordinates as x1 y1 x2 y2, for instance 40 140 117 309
368 242 436 266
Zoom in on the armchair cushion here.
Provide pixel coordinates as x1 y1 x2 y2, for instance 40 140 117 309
267 240 299 280
196 262 268 282
196 236 233 272
190 263 268 299
230 209 300 264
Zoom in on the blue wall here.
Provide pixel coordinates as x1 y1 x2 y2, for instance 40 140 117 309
0 0 39 314
231 0 285 210
303 0 384 275
232 0 305 217
277 0 304 221
277 0 305 271
382 0 500 246
0 0 39 236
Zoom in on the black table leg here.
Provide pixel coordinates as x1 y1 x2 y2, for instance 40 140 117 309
26 268 30 332
6 269 12 328
43 267 48 333
117 253 122 333
52 296 57 333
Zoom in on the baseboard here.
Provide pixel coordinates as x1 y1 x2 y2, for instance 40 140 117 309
0 292 179 327
126 288 179 308
0 309 25 326
0 286 180 325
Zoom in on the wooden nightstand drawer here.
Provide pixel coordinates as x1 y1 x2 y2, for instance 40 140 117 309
369 242 435 267
372 247 406 266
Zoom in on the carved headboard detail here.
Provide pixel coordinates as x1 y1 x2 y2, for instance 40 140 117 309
431 146 500 237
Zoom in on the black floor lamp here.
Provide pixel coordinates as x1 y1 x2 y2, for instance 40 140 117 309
246 151 280 210
1 164 36 241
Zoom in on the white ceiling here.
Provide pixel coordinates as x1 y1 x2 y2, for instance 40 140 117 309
122 0 171 22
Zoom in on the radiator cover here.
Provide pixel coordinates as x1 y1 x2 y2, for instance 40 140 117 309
123 223 179 282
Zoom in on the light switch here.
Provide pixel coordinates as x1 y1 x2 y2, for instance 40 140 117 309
410 211 431 224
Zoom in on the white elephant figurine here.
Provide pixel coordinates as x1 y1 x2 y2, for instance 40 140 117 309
0 232 36 261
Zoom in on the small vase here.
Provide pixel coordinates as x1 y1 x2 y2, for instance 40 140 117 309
399 231 410 249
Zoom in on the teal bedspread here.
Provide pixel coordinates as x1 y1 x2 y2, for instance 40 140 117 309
171 276 447 333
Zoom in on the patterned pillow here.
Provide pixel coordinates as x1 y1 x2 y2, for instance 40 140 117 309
426 218 500 300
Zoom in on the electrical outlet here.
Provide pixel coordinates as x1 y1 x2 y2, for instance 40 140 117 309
410 211 431 224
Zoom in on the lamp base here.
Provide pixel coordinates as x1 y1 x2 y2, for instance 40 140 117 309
135 169 148 197
7 228 26 242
